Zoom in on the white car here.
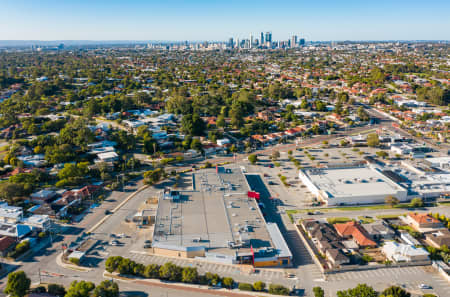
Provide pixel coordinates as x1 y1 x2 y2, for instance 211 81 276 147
418 284 432 289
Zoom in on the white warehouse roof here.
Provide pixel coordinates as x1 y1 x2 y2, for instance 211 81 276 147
299 166 408 205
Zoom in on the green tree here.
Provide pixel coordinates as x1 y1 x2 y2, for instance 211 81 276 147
271 150 280 161
337 284 378 297
47 284 66 297
253 281 266 292
159 262 182 282
216 114 226 128
313 286 325 297
181 113 206 136
5 271 30 297
410 197 424 208
190 138 202 151
65 281 95 297
367 133 380 147
230 100 244 128
380 286 410 297
105 256 123 273
238 283 253 291
143 264 160 278
0 182 29 204
268 284 290 295
204 272 221 286
223 277 234 289
181 267 198 283
143 168 165 185
92 280 119 297
385 195 399 208
376 151 389 159
248 154 258 164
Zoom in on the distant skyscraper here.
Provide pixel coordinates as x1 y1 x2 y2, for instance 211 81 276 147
265 31 272 43
260 32 264 45
291 35 298 48
228 37 234 49
250 34 254 49
299 38 305 46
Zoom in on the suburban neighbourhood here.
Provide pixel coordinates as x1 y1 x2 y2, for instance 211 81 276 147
0 24 449 297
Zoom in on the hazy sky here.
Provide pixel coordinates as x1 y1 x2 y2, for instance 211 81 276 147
1 0 449 41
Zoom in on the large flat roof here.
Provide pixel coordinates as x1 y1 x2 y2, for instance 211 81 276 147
153 167 273 256
304 166 404 199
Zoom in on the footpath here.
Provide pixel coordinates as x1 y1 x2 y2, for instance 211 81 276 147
104 271 284 297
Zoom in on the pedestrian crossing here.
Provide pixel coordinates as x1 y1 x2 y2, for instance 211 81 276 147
128 252 286 280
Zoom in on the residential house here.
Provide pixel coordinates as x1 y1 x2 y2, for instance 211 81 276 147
301 220 350 267
0 203 23 224
334 221 377 248
426 229 450 248
0 236 16 256
364 221 395 241
21 215 52 232
257 110 274 121
0 223 33 239
382 241 429 263
326 248 350 267
95 151 119 163
400 231 420 246
31 204 59 219
76 185 102 200
217 138 231 147
405 213 444 231
30 190 57 205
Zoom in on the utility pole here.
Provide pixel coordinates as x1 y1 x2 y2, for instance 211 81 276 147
38 268 42 284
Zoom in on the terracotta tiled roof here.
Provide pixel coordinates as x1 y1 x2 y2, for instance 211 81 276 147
409 213 440 224
334 221 376 247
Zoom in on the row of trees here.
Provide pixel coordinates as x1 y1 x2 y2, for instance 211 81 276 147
5 271 119 297
105 256 290 295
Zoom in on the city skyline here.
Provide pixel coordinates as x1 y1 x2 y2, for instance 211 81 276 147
1 0 449 41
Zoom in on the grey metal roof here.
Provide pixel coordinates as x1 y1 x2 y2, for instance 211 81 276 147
266 222 292 259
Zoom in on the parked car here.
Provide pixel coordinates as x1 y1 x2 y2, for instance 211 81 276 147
109 240 120 246
418 284 432 289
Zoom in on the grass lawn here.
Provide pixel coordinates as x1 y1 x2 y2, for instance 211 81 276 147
327 217 352 224
357 216 375 224
376 214 405 219
286 209 297 223
296 203 414 214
